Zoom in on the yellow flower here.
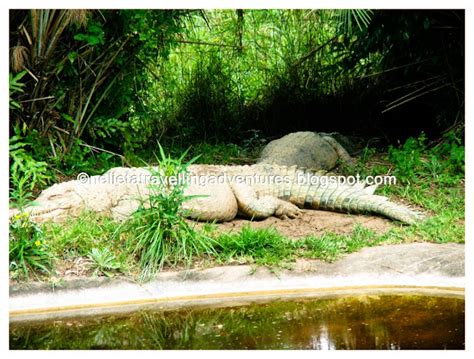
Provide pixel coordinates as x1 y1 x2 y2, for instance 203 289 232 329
35 240 41 247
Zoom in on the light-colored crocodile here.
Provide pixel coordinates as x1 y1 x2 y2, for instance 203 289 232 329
9 164 424 225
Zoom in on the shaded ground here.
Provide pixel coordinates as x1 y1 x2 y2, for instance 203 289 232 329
192 209 395 238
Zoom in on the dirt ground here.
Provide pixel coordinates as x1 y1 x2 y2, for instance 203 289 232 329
192 209 395 239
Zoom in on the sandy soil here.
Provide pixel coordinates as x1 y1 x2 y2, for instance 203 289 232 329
192 209 395 239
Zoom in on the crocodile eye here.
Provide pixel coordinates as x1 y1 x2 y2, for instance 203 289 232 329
49 190 72 199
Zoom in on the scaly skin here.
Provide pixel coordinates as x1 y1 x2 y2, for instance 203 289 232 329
9 164 424 225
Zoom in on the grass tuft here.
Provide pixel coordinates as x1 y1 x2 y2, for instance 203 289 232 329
116 145 217 281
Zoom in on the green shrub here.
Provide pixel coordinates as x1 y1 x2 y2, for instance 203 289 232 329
388 133 427 183
169 51 242 143
429 127 465 183
388 129 464 186
9 126 54 279
9 70 27 110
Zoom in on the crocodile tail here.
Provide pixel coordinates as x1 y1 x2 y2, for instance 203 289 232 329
313 187 424 225
352 195 424 224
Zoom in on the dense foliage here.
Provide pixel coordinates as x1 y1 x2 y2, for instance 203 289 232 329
9 10 189 178
9 10 464 188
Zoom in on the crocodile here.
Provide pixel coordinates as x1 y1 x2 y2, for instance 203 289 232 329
9 164 424 225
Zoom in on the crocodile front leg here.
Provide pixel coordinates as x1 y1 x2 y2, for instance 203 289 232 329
230 182 301 220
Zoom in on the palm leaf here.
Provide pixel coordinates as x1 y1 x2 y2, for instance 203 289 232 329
335 9 374 34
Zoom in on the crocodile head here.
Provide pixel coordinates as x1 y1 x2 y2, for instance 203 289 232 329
9 181 85 223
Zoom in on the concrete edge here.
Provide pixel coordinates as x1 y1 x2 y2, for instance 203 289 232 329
10 278 465 323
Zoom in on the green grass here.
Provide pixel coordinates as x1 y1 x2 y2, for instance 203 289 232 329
11 212 394 280
39 211 134 279
297 225 387 261
44 211 119 258
342 129 464 246
214 226 295 268
212 224 395 270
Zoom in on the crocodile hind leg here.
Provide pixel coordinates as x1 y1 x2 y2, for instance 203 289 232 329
230 182 301 220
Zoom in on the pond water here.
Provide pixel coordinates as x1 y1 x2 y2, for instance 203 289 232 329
10 294 464 350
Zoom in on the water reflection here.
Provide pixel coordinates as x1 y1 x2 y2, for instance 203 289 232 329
10 294 464 349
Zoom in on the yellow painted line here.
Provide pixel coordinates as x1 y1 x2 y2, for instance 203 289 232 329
9 285 464 319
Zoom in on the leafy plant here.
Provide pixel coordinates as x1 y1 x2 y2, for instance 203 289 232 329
9 9 188 162
87 248 121 277
335 9 374 33
9 126 52 208
73 21 105 46
388 133 427 183
429 126 465 182
9 126 54 280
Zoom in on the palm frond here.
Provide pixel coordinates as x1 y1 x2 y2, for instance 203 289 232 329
335 9 374 34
